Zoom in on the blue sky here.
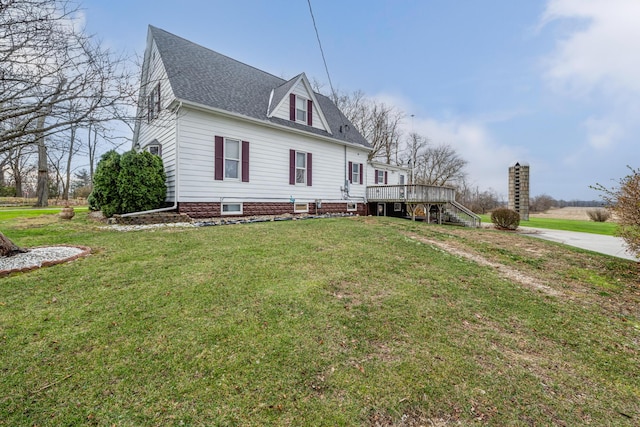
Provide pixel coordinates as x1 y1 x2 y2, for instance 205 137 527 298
81 0 640 201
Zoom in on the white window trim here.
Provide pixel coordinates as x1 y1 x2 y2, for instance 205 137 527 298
295 150 307 185
347 202 357 211
376 170 384 184
296 96 308 124
294 202 308 213
221 202 243 215
351 163 360 184
224 138 241 180
147 144 162 157
394 202 402 212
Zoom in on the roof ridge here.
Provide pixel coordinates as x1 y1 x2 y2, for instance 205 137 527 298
149 25 293 87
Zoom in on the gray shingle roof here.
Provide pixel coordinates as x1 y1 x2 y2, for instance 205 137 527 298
149 26 370 149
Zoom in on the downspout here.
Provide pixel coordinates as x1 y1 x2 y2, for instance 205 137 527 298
121 102 182 217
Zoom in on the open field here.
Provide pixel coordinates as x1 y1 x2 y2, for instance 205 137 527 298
480 207 618 236
0 213 638 425
530 207 604 221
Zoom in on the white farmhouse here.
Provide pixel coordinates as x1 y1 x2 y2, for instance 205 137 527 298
133 26 479 226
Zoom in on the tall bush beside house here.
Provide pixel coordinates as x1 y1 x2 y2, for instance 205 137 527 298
491 208 521 230
118 151 166 215
90 150 166 218
90 150 121 217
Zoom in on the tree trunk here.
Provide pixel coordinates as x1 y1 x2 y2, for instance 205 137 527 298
34 111 49 207
0 231 28 257
62 126 75 201
35 140 48 207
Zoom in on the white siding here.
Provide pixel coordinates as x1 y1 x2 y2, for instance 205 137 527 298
367 164 408 186
136 40 178 201
175 107 368 203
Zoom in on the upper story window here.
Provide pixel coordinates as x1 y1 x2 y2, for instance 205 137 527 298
296 96 308 123
376 170 385 184
296 151 307 184
400 174 405 185
147 83 161 123
289 93 313 126
225 138 240 179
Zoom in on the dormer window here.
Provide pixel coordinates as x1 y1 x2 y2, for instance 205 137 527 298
289 93 313 126
296 96 308 123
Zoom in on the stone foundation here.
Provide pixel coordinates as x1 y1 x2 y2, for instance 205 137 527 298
178 201 366 219
110 212 191 225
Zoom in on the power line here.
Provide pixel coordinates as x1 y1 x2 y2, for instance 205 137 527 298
307 0 337 102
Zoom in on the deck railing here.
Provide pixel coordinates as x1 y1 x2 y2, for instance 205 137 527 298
367 185 456 203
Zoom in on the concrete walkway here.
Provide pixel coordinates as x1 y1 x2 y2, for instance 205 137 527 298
518 227 638 261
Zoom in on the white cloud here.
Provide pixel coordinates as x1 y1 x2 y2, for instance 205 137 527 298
540 0 640 155
541 0 640 96
582 117 624 150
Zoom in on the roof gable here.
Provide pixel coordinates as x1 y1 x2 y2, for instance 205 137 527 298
267 73 332 134
147 26 369 148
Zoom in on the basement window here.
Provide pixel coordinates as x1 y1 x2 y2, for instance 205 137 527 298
294 203 308 213
222 203 243 215
347 202 357 211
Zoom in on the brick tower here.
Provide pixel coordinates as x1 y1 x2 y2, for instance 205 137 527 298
508 162 529 220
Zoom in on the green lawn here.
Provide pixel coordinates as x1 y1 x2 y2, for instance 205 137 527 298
0 213 638 425
0 207 89 221
480 214 618 236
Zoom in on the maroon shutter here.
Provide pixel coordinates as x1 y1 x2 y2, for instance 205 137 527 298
214 136 224 180
241 141 249 182
289 94 296 121
348 161 353 183
384 171 388 184
289 149 295 185
307 100 313 126
359 163 363 185
306 153 312 186
374 169 379 184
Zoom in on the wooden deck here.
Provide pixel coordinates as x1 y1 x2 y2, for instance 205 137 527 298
367 185 456 203
367 185 481 227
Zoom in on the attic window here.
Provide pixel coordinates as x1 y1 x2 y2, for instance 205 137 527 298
296 96 308 123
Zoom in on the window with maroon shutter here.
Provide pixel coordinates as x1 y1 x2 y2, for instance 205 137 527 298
384 171 388 184
348 161 353 183
374 169 379 184
307 100 313 126
359 163 363 185
306 153 312 186
241 141 249 182
214 136 224 180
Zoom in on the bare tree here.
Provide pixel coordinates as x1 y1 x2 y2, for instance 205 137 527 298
333 90 404 163
529 194 556 213
0 0 136 252
6 145 36 197
1 0 135 151
415 143 468 187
